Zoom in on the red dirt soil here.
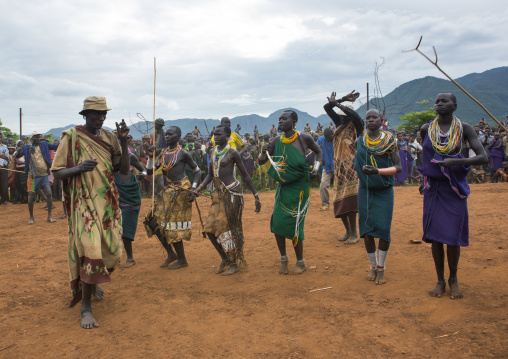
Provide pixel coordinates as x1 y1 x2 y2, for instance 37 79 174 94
0 184 507 358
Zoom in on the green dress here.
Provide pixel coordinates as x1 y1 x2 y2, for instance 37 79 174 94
261 136 310 246
353 137 395 241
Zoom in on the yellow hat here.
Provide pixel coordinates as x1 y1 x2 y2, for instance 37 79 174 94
79 96 111 115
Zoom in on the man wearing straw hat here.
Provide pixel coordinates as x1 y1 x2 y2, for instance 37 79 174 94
51 96 131 329
15 131 59 223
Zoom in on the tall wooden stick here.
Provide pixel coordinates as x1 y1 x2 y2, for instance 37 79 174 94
152 57 157 214
403 36 507 132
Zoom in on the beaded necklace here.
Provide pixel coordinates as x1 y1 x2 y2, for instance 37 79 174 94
213 144 230 177
281 131 299 144
161 145 181 172
428 116 463 155
362 130 396 155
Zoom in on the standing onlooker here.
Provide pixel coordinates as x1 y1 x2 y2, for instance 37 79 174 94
0 133 10 204
14 140 27 203
317 128 334 211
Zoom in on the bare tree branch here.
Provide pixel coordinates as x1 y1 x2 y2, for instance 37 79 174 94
404 36 507 131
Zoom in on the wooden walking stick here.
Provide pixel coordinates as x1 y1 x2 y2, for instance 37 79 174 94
151 57 157 215
403 36 508 132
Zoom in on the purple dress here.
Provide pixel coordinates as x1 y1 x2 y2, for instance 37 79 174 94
418 134 470 246
489 141 504 171
395 146 409 185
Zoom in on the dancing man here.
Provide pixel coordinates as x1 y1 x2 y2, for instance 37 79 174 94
419 93 487 299
324 91 364 244
195 125 261 276
354 109 401 285
16 131 59 224
258 110 322 274
51 96 130 329
144 126 201 269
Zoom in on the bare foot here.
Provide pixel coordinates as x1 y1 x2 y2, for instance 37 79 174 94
215 260 229 274
375 266 386 285
449 279 463 299
290 260 306 275
429 281 446 298
160 253 178 268
47 217 56 223
93 284 104 300
169 260 188 269
408 239 422 244
345 235 359 245
59 213 67 219
27 218 34 225
119 258 136 268
279 256 289 275
81 311 99 329
366 267 377 281
338 233 350 242
222 263 239 276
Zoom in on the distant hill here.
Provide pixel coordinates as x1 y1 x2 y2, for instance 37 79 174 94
45 124 114 139
356 67 508 127
45 67 508 138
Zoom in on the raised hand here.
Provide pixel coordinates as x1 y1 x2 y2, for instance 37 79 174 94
327 92 337 105
115 120 130 142
343 90 360 102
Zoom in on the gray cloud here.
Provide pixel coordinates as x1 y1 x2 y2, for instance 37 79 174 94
0 0 507 135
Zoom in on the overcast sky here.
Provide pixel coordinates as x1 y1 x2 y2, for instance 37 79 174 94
1 0 507 135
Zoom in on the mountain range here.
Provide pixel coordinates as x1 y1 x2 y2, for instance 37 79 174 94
45 67 508 139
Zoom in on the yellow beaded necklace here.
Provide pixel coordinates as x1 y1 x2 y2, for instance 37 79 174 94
281 131 299 144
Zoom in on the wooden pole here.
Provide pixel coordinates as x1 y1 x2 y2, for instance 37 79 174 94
152 58 157 214
366 83 369 110
19 108 22 137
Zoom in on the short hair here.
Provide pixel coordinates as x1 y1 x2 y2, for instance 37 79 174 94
283 110 298 124
323 128 334 137
166 126 182 138
215 125 231 137
439 93 457 104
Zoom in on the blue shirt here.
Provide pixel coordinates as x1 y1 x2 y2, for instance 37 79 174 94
17 141 59 175
0 144 8 167
316 135 334 173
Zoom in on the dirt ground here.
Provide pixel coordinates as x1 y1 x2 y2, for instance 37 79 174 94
0 183 507 358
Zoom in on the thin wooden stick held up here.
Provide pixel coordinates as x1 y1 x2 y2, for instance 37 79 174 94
152 57 157 215
403 36 507 132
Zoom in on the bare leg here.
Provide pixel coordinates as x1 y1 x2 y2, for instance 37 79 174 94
376 239 390 285
119 238 135 268
149 218 177 267
364 234 377 281
27 191 35 224
275 234 289 274
43 185 56 223
447 245 463 299
290 240 306 275
169 241 188 269
222 252 239 276
207 233 229 274
59 201 67 219
429 241 446 298
344 212 358 244
338 216 351 241
81 282 99 329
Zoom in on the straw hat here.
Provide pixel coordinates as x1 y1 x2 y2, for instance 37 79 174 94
79 96 111 115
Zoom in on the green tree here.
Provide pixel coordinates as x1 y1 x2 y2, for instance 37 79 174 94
397 100 437 131
0 119 20 142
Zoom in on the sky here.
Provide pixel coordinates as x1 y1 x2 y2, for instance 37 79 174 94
1 0 507 135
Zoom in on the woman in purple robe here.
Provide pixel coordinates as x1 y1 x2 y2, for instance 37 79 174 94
418 93 487 300
488 133 504 179
395 134 409 185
